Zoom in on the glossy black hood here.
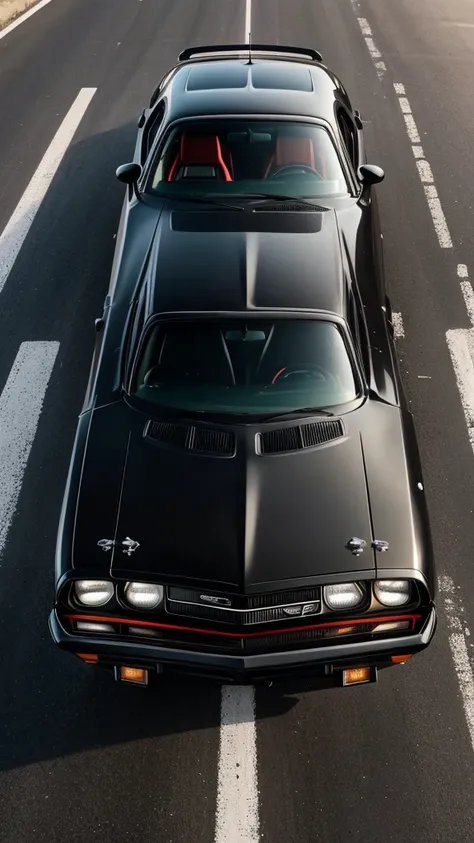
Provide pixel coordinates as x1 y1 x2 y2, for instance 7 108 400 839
70 401 424 590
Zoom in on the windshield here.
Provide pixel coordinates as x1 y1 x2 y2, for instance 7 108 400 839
132 319 359 415
146 119 350 199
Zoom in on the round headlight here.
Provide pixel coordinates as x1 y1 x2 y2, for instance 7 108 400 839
124 582 164 610
324 582 364 610
74 579 114 607
374 579 411 607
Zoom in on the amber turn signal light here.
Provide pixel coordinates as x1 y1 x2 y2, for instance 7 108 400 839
118 666 148 685
342 666 372 686
391 654 413 664
76 653 99 663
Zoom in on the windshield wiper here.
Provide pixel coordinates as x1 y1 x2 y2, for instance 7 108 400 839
160 194 245 211
240 194 331 210
258 407 335 421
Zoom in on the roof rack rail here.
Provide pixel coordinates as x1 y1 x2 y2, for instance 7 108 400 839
178 43 323 63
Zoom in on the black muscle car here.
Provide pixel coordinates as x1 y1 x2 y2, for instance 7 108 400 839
49 44 436 688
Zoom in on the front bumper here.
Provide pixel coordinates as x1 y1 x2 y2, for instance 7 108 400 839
49 606 437 686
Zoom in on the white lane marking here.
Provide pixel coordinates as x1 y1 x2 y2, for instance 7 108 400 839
439 576 474 752
392 311 405 339
424 185 453 248
398 97 412 114
416 159 434 183
357 17 385 78
457 265 474 327
0 87 97 296
0 341 59 558
245 0 251 41
402 113 421 144
215 686 259 843
393 84 452 247
446 329 474 450
412 145 425 159
0 0 54 40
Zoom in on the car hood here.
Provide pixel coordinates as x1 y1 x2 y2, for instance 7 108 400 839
71 401 423 590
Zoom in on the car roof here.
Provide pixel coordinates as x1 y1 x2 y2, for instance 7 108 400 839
161 56 347 125
146 208 346 319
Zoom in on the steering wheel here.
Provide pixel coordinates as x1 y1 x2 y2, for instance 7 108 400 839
272 364 339 389
269 164 323 180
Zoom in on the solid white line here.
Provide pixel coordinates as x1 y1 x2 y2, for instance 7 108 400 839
424 185 453 248
392 311 405 339
0 0 53 40
245 0 251 42
0 87 96 296
439 575 474 753
358 17 372 37
446 329 474 449
215 685 259 843
0 341 59 558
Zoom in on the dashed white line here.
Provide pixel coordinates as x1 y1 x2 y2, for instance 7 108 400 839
357 17 386 78
457 265 474 327
401 113 421 144
416 159 434 184
0 341 60 559
0 0 54 40
439 576 474 752
424 185 453 248
215 685 259 843
392 311 405 339
0 87 97 296
392 84 452 247
446 329 474 450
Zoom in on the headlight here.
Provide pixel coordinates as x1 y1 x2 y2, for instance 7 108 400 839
324 582 364 610
124 582 164 609
74 579 114 607
374 579 411 607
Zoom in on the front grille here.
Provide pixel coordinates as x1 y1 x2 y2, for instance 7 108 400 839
166 586 321 626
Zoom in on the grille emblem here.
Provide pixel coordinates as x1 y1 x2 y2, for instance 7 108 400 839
283 602 319 617
200 594 232 607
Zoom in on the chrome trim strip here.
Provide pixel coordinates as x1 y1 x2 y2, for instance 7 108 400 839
166 597 321 613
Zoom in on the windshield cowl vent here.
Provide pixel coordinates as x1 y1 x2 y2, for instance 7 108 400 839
144 420 236 457
253 202 326 212
258 419 344 455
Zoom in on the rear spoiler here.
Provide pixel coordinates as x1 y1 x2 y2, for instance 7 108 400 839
178 43 323 63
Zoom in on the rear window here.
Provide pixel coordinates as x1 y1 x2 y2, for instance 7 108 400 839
147 118 349 199
132 319 359 415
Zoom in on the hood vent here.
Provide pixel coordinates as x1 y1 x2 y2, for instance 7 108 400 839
259 419 344 455
145 420 235 456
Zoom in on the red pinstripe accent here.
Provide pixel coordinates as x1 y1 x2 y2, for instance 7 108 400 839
64 613 421 639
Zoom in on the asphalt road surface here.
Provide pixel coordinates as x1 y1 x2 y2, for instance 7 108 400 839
1 1 474 841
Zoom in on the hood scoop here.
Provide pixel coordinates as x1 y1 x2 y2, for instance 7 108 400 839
258 419 344 455
144 420 236 457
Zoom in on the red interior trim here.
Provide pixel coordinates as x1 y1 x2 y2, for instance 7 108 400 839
65 612 422 640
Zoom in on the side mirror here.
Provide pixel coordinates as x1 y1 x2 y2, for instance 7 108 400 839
358 164 385 205
116 162 142 185
359 164 385 186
